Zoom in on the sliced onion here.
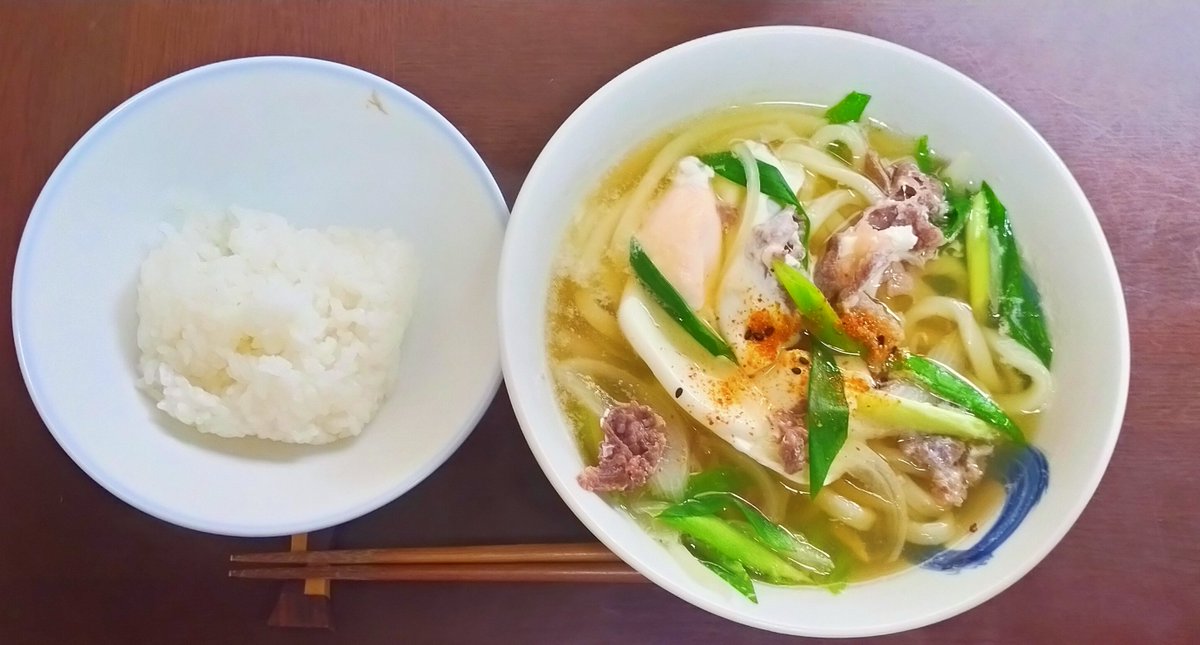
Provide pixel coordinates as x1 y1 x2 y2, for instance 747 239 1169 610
649 420 690 501
840 443 909 562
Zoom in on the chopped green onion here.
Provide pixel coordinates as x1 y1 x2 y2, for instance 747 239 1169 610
963 190 991 323
662 492 834 575
825 91 871 124
681 535 758 602
629 239 736 362
657 514 811 585
890 353 1025 443
772 261 860 353
853 389 1000 442
698 151 803 212
937 185 970 243
685 468 744 497
915 135 935 173
982 183 1053 366
807 341 851 494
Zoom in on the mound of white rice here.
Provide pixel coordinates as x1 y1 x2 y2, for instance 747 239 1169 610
136 207 418 444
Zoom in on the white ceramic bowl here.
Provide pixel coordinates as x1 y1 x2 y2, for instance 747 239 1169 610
500 27 1128 637
13 57 507 536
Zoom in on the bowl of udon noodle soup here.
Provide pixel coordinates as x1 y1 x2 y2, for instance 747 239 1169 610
500 27 1128 636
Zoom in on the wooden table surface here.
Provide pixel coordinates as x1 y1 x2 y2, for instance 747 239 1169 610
1 1 1196 643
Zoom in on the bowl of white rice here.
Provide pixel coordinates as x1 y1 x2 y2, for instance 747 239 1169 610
12 58 507 536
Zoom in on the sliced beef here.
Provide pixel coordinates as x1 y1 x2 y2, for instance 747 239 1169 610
885 162 949 223
770 406 808 474
809 158 949 371
813 158 947 305
752 209 805 269
866 160 946 259
865 207 944 262
577 402 667 492
813 219 918 307
900 435 993 507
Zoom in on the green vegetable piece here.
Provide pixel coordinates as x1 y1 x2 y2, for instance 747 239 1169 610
772 261 861 353
681 535 758 602
825 91 871 124
853 389 999 442
698 151 804 212
662 492 834 575
963 190 991 323
685 468 744 497
659 492 728 518
937 185 970 243
807 342 851 495
915 135 935 173
982 183 1053 366
657 514 811 585
893 353 1025 443
629 239 736 362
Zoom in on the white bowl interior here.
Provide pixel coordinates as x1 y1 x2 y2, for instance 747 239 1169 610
500 27 1128 636
14 57 507 536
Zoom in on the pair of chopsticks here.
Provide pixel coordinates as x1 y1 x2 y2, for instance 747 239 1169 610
231 542 646 584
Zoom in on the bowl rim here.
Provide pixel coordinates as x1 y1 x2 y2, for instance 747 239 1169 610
12 55 508 537
500 25 1130 636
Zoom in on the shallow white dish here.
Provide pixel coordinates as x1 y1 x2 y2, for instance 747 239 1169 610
13 57 507 537
500 27 1129 636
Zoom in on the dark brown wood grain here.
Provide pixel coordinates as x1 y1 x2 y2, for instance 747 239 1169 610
0 1 1196 643
231 562 644 583
232 543 620 565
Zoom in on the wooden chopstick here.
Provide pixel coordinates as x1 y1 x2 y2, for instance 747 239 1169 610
231 542 619 566
230 562 646 583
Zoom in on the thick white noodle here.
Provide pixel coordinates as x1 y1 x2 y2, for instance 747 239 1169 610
815 489 877 531
906 514 958 545
574 207 621 281
900 473 949 518
805 188 864 235
874 444 925 476
775 141 885 203
922 252 970 292
713 141 762 296
985 328 1054 413
903 296 1003 392
573 289 623 341
808 123 869 166
926 330 969 375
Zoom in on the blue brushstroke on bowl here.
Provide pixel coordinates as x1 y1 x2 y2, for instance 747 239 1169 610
911 446 1050 572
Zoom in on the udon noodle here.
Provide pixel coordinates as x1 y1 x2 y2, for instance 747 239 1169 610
545 98 1053 596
